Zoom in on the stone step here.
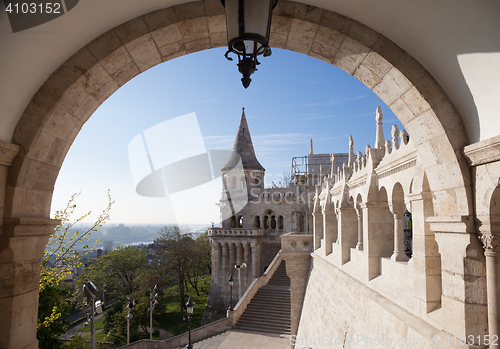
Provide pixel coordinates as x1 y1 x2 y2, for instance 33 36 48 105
234 260 291 335
238 314 291 324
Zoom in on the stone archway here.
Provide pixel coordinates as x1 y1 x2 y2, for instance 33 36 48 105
0 1 473 348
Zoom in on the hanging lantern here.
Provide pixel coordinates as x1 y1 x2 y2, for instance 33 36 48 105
222 0 278 88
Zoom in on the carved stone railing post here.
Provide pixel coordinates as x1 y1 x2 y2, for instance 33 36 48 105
281 233 313 340
480 234 500 348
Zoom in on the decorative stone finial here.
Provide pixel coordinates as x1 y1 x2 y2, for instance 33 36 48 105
330 153 335 176
357 151 363 169
375 106 385 150
348 135 355 166
400 129 409 145
385 140 392 155
391 125 399 150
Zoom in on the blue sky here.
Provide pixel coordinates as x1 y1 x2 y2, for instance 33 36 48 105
51 47 403 226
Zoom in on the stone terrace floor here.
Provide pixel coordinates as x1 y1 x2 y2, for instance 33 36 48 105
189 329 291 349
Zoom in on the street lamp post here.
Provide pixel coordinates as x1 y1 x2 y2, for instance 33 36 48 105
83 281 99 349
126 297 137 345
149 285 158 340
234 263 247 300
228 274 234 311
185 297 194 349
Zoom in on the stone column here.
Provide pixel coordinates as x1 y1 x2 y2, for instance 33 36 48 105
408 192 441 313
283 254 311 338
229 242 236 280
0 142 62 349
355 206 363 250
251 242 261 279
312 211 322 250
280 233 313 341
431 216 488 344
0 218 60 349
389 203 408 262
236 243 244 300
0 141 20 231
211 240 220 286
322 208 336 255
221 243 229 289
361 203 394 280
481 235 500 348
336 206 358 264
244 243 251 288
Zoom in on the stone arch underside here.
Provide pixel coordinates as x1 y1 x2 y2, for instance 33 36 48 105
1 2 474 346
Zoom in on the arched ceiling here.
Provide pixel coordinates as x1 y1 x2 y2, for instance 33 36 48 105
1 0 499 143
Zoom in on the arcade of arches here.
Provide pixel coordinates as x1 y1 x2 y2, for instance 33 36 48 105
0 1 499 348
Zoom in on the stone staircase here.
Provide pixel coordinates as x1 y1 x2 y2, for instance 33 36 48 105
233 261 291 334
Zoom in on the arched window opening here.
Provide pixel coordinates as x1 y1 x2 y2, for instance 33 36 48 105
230 215 237 228
229 176 236 189
404 211 412 258
254 216 261 228
278 216 284 232
238 215 243 228
271 216 276 230
264 216 269 229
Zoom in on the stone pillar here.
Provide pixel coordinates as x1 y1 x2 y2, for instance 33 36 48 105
236 243 243 300
211 240 220 286
0 142 20 231
336 206 358 264
431 216 488 344
408 192 441 313
280 233 313 340
251 242 261 279
229 242 236 280
481 235 500 348
0 141 62 349
389 203 408 262
361 203 394 280
355 206 363 250
244 243 251 288
221 243 229 288
322 208 336 255
312 211 322 250
284 254 311 338
0 218 60 349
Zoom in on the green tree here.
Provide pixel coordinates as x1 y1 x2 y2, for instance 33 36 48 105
72 245 149 307
40 190 114 291
37 191 114 349
37 285 71 349
155 226 193 321
186 232 211 296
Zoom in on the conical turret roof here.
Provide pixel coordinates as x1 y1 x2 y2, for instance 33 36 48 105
222 108 265 172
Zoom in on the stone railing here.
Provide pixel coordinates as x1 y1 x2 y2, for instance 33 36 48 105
208 228 264 237
120 317 231 349
227 251 284 326
280 232 314 254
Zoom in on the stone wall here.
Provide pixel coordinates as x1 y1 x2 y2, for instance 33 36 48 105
295 254 442 349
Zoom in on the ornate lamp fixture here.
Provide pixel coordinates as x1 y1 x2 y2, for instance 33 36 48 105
222 0 278 88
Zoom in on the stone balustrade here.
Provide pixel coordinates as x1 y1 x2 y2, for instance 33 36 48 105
208 228 264 237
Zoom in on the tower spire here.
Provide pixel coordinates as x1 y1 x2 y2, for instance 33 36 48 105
222 108 265 172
